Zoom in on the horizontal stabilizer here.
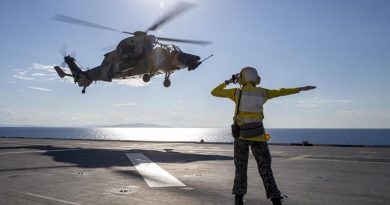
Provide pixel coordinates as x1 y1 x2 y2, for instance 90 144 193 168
54 66 72 78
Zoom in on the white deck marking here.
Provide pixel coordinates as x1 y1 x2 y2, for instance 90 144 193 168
0 149 80 155
25 193 82 205
285 155 312 161
126 153 185 187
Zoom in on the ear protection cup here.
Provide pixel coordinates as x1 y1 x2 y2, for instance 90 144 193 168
238 71 243 85
255 75 261 85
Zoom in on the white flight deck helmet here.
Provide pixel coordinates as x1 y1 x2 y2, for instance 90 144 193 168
238 67 261 85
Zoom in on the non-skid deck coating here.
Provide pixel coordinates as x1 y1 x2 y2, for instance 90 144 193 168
0 137 389 205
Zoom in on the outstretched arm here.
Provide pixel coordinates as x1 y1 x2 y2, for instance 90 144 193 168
211 76 238 101
211 83 236 101
266 86 316 100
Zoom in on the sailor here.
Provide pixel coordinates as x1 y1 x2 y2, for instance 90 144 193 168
211 67 315 205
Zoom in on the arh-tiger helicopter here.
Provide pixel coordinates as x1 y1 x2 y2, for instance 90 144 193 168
53 2 212 94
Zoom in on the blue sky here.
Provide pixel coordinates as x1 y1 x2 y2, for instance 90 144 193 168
0 0 389 128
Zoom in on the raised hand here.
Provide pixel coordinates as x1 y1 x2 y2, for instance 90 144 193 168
225 77 234 85
225 74 239 85
299 86 316 91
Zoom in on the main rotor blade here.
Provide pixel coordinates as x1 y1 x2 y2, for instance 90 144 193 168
53 14 133 35
146 2 196 32
158 37 211 45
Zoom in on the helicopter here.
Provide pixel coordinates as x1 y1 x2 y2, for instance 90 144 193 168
53 2 212 94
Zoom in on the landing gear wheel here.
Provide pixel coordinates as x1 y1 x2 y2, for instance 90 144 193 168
142 74 151 82
163 79 171 87
163 72 172 88
82 87 86 94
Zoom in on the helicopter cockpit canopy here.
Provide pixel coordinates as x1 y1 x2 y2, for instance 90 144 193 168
157 44 182 54
172 45 182 52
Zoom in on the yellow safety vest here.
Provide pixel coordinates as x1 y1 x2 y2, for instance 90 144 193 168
211 83 300 141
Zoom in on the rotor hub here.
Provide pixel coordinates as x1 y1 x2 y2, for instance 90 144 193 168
133 31 147 36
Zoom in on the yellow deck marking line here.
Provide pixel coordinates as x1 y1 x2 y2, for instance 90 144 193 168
285 155 312 161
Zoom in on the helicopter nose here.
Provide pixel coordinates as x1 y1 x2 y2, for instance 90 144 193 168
178 52 201 70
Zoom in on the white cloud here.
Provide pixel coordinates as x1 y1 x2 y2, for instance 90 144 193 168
297 97 353 108
0 109 95 127
61 77 76 84
113 102 136 107
0 108 13 115
31 73 48 76
336 99 353 103
28 86 52 92
33 63 56 73
13 63 58 81
338 109 377 116
17 71 27 75
13 75 35 80
297 97 331 108
13 63 152 87
114 78 150 87
12 63 73 84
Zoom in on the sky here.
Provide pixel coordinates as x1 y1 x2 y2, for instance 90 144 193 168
0 0 389 128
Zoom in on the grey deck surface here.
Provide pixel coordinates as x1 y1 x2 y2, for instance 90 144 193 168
0 137 389 205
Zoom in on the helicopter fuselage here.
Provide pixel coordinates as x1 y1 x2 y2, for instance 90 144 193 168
53 2 210 93
83 39 201 82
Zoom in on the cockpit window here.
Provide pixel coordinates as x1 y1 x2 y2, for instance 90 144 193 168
172 45 182 52
155 43 181 54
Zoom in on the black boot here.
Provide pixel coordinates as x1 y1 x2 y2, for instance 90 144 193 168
235 194 244 205
271 198 282 205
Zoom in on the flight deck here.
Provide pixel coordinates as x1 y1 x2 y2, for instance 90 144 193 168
0 137 389 205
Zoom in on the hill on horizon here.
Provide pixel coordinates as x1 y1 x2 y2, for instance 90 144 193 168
103 123 170 128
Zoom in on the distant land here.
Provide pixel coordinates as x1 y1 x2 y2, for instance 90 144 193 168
102 123 170 128
0 124 42 127
0 123 170 128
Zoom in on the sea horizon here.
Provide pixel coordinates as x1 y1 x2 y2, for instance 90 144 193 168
1 127 390 146
1 125 389 129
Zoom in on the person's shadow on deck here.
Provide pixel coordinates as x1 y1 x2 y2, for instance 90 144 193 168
47 147 233 168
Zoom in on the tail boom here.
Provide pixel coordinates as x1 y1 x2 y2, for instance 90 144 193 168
54 56 93 93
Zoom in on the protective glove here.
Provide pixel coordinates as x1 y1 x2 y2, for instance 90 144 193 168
225 74 239 85
299 86 316 91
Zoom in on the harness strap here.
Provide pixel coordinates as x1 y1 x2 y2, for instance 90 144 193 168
234 89 242 122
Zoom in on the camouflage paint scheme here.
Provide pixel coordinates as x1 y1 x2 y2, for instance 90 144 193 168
55 33 202 93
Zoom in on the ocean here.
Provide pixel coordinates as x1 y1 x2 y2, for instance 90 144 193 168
1 127 390 146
